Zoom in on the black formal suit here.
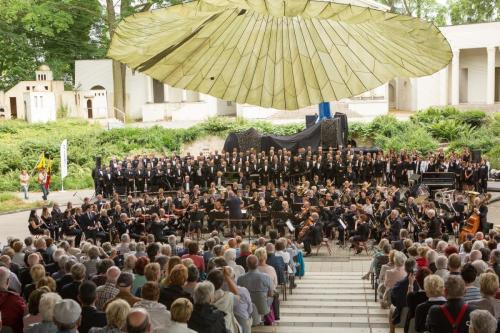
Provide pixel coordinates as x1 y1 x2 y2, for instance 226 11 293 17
80 306 107 333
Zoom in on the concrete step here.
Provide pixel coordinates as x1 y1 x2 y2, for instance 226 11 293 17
280 307 388 317
285 294 368 301
282 300 381 308
276 316 389 328
252 327 372 333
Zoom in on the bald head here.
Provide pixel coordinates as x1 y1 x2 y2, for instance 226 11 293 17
246 255 258 270
0 267 10 289
126 308 151 333
106 266 121 283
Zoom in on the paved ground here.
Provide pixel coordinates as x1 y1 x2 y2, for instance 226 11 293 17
1 186 499 245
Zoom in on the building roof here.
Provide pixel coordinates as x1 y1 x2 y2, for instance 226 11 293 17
38 64 51 71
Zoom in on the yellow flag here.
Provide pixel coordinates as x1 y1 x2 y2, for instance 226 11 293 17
35 152 46 170
46 159 52 173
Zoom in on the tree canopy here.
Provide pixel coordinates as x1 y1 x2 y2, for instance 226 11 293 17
0 0 497 92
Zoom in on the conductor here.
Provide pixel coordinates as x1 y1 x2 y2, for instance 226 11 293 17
225 190 243 232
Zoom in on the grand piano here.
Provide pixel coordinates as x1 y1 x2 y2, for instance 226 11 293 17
421 172 456 192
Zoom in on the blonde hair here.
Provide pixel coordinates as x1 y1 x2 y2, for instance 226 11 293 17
170 297 193 323
39 292 62 321
480 272 499 297
168 264 188 286
30 264 46 283
255 247 267 262
106 299 131 329
144 263 161 281
424 275 444 298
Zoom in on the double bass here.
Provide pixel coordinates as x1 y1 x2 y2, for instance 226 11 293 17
459 213 480 243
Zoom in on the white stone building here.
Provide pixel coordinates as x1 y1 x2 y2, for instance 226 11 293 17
391 21 500 111
0 65 109 123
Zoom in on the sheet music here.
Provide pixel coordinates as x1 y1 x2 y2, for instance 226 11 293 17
286 219 295 232
338 218 346 229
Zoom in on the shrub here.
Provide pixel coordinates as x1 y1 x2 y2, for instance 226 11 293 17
411 106 460 125
452 110 487 128
426 119 472 141
374 125 438 154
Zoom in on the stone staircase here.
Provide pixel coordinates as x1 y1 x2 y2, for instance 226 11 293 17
252 258 399 333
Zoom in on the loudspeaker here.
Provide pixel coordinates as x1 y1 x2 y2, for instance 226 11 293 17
333 112 348 146
472 150 481 163
96 156 102 169
305 115 317 128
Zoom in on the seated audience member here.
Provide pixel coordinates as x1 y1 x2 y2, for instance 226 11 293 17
188 282 229 333
60 263 86 301
157 298 197 333
183 265 199 296
24 287 50 328
90 299 130 333
0 266 27 333
159 264 192 310
389 258 418 332
468 309 497 333
405 267 432 332
415 275 446 333
447 253 462 276
92 259 115 287
181 242 204 273
490 249 500 279
434 256 449 281
132 257 150 295
470 272 500 318
206 268 240 333
25 292 62 333
133 282 171 330
104 272 141 309
236 243 251 272
53 299 82 333
224 250 245 281
426 275 476 333
96 266 120 311
254 248 277 291
23 264 46 300
79 281 107 333
126 308 152 333
237 255 273 317
461 263 480 303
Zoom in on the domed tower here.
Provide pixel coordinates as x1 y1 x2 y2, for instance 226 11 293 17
35 64 53 81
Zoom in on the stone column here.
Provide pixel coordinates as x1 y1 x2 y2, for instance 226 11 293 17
439 65 449 105
166 85 183 103
185 90 200 102
451 49 460 105
486 46 496 105
146 77 154 103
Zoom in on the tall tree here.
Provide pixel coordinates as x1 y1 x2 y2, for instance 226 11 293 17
448 0 498 25
104 0 180 117
379 0 447 25
0 0 104 91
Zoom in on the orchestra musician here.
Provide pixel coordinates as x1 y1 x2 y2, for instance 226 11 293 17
350 215 370 254
388 209 402 242
426 209 442 239
299 212 321 257
61 210 82 247
471 196 489 234
253 199 270 236
28 209 46 236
